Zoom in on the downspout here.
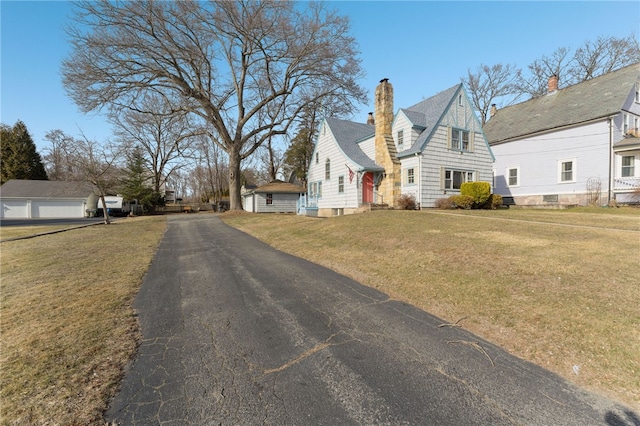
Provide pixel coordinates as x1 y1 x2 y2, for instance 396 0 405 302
608 116 614 204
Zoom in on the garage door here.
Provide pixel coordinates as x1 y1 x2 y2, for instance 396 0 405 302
1 200 29 218
31 200 85 218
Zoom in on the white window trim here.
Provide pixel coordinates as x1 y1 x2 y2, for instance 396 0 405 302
506 166 520 187
558 158 577 183
620 154 637 177
442 168 475 191
338 175 345 193
404 167 416 186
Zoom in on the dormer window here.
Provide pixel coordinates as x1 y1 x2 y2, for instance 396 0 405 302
635 82 640 103
397 130 404 146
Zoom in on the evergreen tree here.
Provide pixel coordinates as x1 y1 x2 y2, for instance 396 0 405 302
283 128 314 188
1 120 48 184
119 145 160 212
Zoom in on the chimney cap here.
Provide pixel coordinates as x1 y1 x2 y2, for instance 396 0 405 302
380 78 389 83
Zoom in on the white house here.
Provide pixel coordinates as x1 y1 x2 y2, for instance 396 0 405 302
304 79 495 216
484 63 640 207
0 179 99 218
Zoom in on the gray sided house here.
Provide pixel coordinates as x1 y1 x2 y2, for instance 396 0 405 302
304 79 495 216
242 180 304 213
484 63 640 207
0 179 99 219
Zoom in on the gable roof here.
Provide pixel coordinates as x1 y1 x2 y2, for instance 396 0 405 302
397 84 462 157
0 179 97 198
325 117 383 171
484 63 640 145
252 180 304 194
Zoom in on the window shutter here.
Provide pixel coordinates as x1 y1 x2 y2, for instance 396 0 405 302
440 167 445 189
469 132 475 152
447 127 452 149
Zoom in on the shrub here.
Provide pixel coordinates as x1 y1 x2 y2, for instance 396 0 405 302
461 182 491 208
481 194 503 210
396 193 417 210
435 197 454 209
450 195 474 209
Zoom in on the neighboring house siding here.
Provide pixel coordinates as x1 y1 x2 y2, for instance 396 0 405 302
492 120 610 205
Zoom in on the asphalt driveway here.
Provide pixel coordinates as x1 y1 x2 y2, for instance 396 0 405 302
106 214 636 425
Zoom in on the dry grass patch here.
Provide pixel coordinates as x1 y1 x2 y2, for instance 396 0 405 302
1 216 166 425
223 209 640 410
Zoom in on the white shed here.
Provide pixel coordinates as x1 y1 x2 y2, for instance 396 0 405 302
242 180 304 213
0 180 99 219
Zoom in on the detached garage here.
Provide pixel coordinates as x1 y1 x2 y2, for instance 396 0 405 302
0 180 99 219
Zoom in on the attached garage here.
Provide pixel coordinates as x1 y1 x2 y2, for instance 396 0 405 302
0 180 98 219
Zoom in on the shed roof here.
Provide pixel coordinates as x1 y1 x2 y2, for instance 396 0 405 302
484 63 640 145
0 179 97 198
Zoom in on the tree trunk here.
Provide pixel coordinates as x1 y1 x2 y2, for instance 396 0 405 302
99 194 111 225
228 149 242 210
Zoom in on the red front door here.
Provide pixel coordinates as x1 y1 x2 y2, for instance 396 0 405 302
362 172 374 204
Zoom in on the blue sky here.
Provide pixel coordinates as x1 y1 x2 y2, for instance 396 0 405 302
2 1 639 153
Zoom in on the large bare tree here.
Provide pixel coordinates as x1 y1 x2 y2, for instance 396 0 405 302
111 93 201 195
62 0 366 210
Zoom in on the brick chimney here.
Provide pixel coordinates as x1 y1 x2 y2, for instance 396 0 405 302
548 74 559 94
367 112 375 125
374 78 400 207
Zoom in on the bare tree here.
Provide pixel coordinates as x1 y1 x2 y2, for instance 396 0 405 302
463 63 522 125
62 1 367 210
517 47 573 98
43 129 85 180
569 35 640 82
111 93 201 195
257 136 286 183
67 133 123 224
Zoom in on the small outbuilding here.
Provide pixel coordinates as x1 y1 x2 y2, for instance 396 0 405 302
0 179 99 219
242 180 304 213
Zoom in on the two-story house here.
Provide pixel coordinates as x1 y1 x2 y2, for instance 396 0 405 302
484 63 640 207
304 79 495 216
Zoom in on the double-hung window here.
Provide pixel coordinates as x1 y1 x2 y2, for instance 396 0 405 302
406 167 415 185
622 156 635 177
507 167 519 187
325 158 331 180
559 159 576 183
451 128 470 151
338 176 344 193
397 130 404 147
266 193 273 205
